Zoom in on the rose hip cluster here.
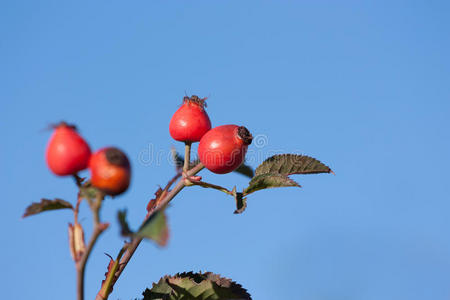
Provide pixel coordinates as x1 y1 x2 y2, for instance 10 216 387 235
45 95 250 193
169 95 253 174
46 122 131 195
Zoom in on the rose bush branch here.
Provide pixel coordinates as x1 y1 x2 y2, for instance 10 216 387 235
23 95 333 300
76 192 108 300
97 162 205 300
96 247 126 300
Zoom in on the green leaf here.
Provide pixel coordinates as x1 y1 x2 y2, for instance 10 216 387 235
136 207 169 247
22 198 73 218
244 173 301 195
255 154 333 176
117 210 133 236
117 208 169 246
232 187 247 214
234 163 254 178
142 271 252 300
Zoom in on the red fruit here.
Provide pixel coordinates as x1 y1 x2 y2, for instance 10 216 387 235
198 125 253 174
89 147 131 196
169 95 212 143
46 122 91 176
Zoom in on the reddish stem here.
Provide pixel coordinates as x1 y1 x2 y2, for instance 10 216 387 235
97 163 204 299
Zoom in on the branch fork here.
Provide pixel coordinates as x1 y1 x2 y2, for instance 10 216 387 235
95 143 205 300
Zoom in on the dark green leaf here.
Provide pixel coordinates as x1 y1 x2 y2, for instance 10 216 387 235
244 173 301 195
117 210 133 236
22 198 73 218
142 271 252 300
255 154 333 176
136 207 169 247
234 163 254 178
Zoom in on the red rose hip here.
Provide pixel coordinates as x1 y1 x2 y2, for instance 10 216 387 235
46 122 91 176
89 147 131 196
169 95 211 143
198 125 253 174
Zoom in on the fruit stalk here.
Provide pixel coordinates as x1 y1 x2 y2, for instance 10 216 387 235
183 142 191 172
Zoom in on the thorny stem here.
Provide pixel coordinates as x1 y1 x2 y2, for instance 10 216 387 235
77 192 108 300
97 248 126 300
145 172 182 219
97 162 205 300
96 173 179 300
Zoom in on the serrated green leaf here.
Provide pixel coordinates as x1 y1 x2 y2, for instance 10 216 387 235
22 198 73 218
136 207 169 247
244 173 301 195
255 154 332 176
142 271 252 300
234 163 254 178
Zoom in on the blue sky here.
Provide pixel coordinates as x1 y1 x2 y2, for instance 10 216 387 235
1 1 450 299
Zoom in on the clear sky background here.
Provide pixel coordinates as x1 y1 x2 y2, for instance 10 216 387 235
1 1 450 300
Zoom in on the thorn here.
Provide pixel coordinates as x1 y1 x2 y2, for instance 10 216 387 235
99 223 110 231
104 253 113 260
189 175 202 182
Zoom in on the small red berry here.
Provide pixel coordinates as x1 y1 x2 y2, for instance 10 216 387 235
198 125 253 174
169 95 212 143
89 147 131 196
46 122 91 176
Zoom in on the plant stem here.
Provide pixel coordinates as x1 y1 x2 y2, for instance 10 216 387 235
96 248 126 300
76 192 108 300
183 142 191 172
74 192 83 224
97 162 205 300
190 180 234 196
